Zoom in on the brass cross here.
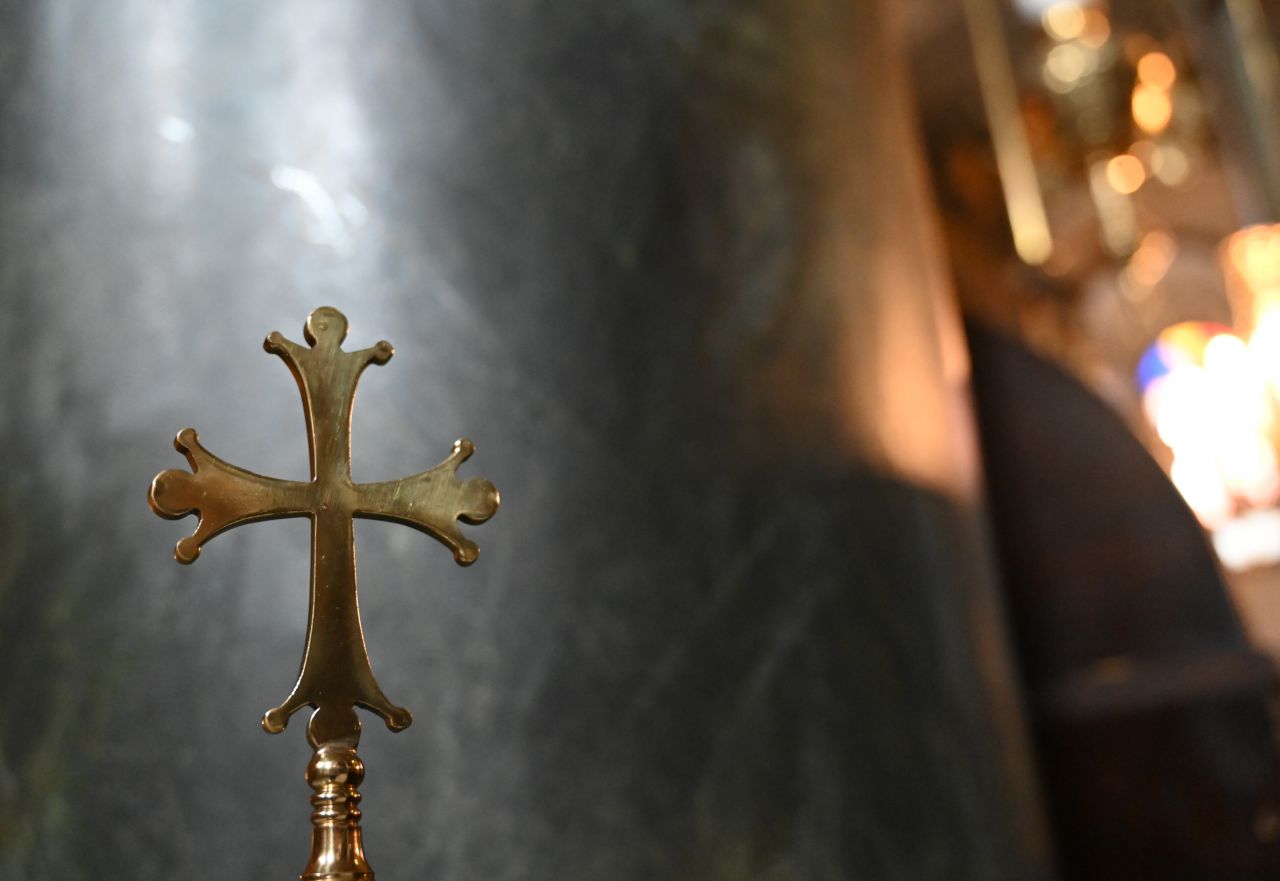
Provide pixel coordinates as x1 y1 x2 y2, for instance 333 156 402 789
148 307 500 749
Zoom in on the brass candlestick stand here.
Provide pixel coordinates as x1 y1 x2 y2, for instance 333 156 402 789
148 307 499 880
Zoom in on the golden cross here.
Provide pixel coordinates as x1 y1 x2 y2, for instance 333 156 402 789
148 306 499 750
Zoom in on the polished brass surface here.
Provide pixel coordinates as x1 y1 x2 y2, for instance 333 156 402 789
148 306 499 880
303 746 373 881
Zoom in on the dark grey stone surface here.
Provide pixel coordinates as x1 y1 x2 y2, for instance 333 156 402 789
0 1 1053 878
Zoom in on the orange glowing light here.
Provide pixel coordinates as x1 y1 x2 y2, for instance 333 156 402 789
1132 84 1173 134
1139 315 1280 535
1126 230 1177 287
1228 225 1280 294
1079 9 1111 48
1105 154 1146 194
1137 51 1177 89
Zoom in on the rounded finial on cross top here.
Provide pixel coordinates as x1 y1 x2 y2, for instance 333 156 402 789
304 305 349 347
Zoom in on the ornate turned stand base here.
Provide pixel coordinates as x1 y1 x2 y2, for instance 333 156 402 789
302 745 374 881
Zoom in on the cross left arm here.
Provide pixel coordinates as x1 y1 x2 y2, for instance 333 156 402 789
149 428 313 563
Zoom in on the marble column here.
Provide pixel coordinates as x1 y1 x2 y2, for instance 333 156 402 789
0 1 1053 878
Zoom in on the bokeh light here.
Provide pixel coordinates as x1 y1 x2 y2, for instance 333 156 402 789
1079 9 1111 48
1125 229 1177 288
1139 320 1280 529
1106 153 1147 194
1137 51 1177 90
1042 2 1087 41
1132 83 1173 134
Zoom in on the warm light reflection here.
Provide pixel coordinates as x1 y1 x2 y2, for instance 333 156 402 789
1042 2 1086 41
1137 51 1177 90
965 0 1054 265
1227 225 1280 296
1251 311 1280 391
1125 229 1177 288
1139 315 1280 537
1105 153 1146 194
1214 509 1280 571
1045 42 1092 87
1089 158 1139 255
1080 9 1111 47
1223 227 1280 475
1132 84 1173 134
1171 452 1234 526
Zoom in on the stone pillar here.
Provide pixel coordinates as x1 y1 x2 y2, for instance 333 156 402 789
0 1 1053 878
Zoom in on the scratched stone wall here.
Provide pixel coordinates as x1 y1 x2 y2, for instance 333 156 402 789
0 1 1054 879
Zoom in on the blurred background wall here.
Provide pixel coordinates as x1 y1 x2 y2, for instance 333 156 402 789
0 2 1059 880
7 0 1280 878
911 0 1280 877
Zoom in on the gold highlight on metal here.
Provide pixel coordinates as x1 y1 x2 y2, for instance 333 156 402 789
961 0 1054 266
148 306 499 881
